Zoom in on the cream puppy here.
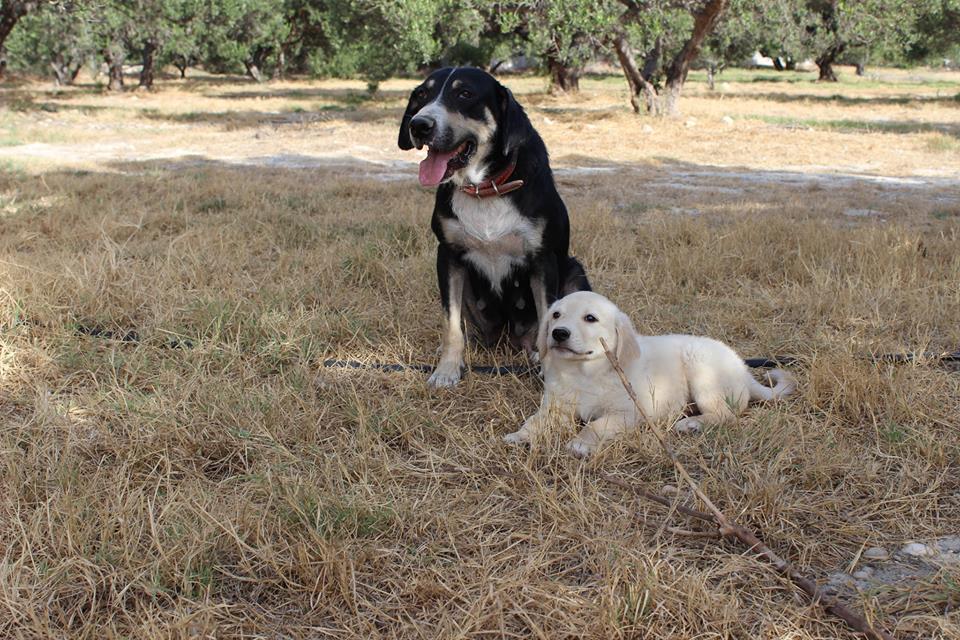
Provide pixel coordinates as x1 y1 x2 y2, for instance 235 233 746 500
503 291 796 456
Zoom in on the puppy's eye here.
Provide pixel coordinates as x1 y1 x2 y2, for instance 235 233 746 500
584 314 598 323
552 311 561 319
458 89 472 100
415 88 428 101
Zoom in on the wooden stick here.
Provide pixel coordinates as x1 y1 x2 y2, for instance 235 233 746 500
597 337 896 640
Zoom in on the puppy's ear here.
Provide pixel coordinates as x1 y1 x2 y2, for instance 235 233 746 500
536 312 551 362
398 108 414 150
497 84 529 156
614 311 641 368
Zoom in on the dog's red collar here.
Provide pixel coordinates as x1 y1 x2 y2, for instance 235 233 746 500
460 156 524 199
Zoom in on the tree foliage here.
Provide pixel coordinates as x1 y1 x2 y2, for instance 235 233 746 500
1 0 956 106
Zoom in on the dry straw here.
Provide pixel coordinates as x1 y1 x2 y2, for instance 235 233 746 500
599 336 896 640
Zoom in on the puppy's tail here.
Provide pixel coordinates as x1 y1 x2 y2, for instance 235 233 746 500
748 368 796 402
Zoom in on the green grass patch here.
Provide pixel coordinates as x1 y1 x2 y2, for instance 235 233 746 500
746 114 957 136
924 134 960 153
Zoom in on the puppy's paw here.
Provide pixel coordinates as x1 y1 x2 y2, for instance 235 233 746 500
502 429 530 445
674 417 703 435
566 437 596 458
427 361 463 388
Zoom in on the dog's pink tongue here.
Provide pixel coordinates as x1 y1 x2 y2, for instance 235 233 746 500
419 148 457 187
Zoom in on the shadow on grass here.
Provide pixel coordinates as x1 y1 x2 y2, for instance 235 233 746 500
139 104 397 129
209 86 410 105
0 141 955 211
746 114 960 138
97 153 416 177
0 87 114 115
720 91 960 107
61 152 956 209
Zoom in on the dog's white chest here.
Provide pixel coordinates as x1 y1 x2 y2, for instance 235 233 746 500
443 193 542 292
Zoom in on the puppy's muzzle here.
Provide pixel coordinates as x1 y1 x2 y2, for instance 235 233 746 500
552 327 570 343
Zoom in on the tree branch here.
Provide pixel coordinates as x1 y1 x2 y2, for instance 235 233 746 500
597 337 896 640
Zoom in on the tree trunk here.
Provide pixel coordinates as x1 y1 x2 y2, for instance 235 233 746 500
245 45 271 82
105 45 125 91
0 1 37 79
641 36 662 81
612 31 660 115
706 64 716 90
51 57 67 86
855 62 865 76
139 39 157 89
271 48 285 80
772 56 784 71
244 61 263 83
173 55 188 78
661 0 729 116
662 81 683 117
0 1 37 51
547 56 580 93
816 44 844 82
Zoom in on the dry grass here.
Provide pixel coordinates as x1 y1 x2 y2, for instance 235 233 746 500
1 67 959 638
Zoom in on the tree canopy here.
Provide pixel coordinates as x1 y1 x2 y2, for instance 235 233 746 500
2 0 957 112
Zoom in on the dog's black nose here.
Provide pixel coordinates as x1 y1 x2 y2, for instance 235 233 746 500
410 115 435 140
552 327 570 343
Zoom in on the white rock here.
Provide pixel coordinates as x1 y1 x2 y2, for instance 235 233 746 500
853 568 874 580
828 572 853 585
721 116 734 126
901 542 933 557
543 116 555 125
641 124 654 134
863 546 889 560
684 117 698 128
662 484 679 496
936 536 960 553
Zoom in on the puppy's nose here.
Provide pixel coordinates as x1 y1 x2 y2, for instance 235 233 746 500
552 327 570 343
410 115 435 140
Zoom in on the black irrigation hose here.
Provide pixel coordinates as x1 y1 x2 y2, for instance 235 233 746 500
321 359 537 376
69 324 959 375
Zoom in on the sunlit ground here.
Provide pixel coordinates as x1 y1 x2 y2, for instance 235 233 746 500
0 66 959 638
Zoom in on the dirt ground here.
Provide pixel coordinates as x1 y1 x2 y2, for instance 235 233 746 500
1 66 959 638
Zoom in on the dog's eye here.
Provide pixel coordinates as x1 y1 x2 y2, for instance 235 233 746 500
552 311 561 319
458 89 472 100
414 88 428 101
584 314 598 323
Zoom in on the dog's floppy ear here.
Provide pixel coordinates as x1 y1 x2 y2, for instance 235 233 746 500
614 311 641 369
397 107 414 150
536 311 551 362
497 84 529 156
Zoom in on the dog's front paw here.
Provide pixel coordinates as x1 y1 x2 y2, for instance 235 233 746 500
674 417 703 435
503 429 530 445
566 437 596 457
427 361 463 388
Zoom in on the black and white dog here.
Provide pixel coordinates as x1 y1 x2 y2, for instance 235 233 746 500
398 67 590 387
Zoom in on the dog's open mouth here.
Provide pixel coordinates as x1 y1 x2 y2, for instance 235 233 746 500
418 140 476 187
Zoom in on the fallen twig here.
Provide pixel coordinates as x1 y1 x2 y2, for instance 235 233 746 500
597 337 896 640
666 526 720 539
